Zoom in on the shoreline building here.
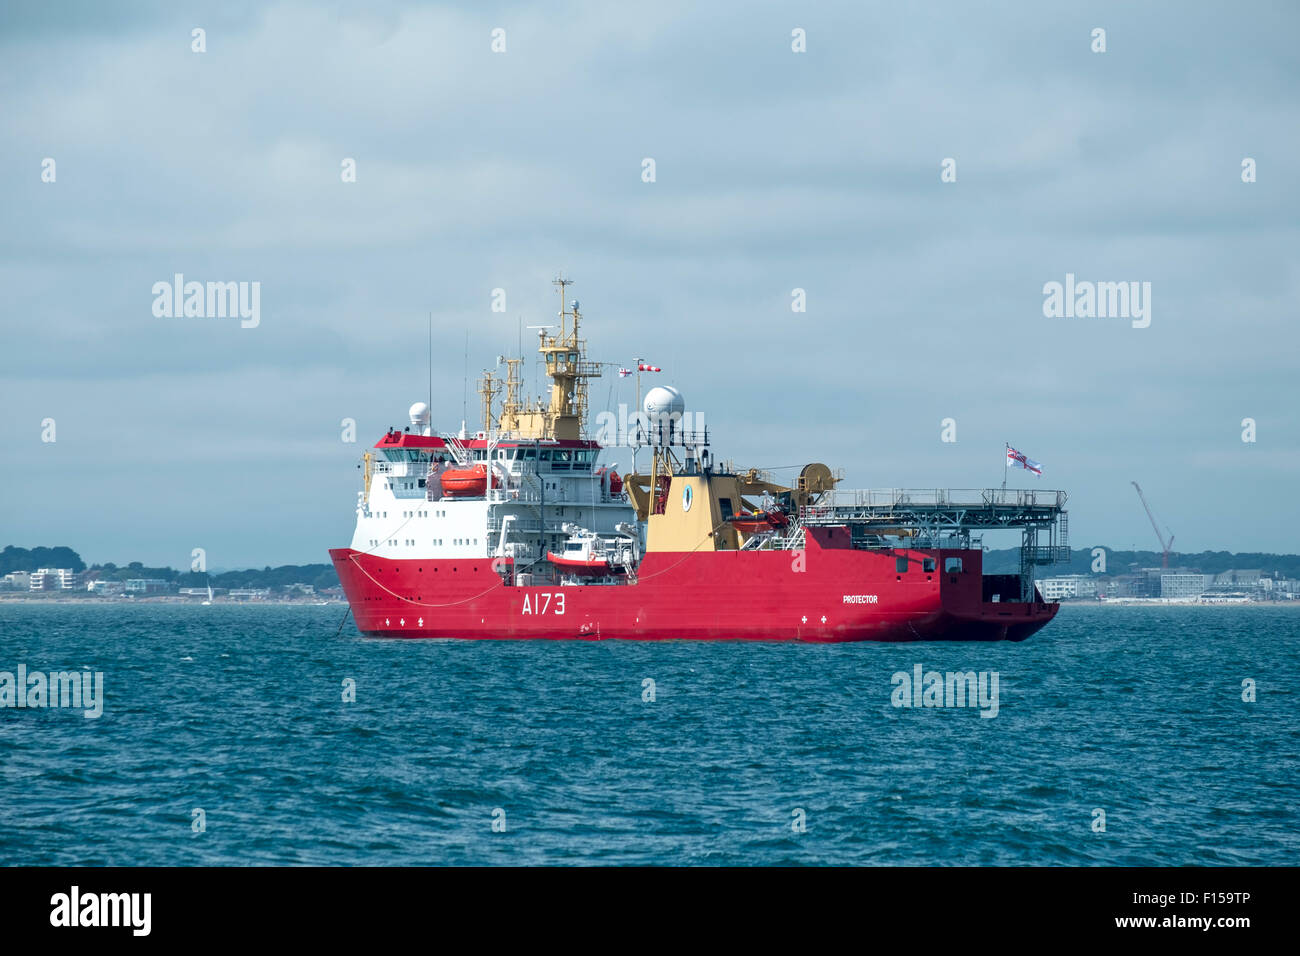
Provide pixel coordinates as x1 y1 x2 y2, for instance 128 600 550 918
2 571 32 590
124 578 171 595
30 568 77 591
1159 572 1212 600
1036 574 1099 601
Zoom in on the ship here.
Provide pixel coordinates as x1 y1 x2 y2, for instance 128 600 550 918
330 277 1070 641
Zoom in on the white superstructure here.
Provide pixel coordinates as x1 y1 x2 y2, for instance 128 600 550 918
349 427 636 579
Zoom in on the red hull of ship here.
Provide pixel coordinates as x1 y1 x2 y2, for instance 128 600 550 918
330 529 1057 643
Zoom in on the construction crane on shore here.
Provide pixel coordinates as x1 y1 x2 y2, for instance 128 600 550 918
1131 481 1175 569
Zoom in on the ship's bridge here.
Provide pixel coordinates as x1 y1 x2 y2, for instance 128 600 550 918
371 430 605 468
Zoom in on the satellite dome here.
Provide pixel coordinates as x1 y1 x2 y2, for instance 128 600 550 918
408 402 431 426
643 385 685 420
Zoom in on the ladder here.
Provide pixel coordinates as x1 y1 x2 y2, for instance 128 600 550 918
444 436 470 466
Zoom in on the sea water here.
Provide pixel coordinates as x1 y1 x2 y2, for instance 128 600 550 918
0 603 1295 865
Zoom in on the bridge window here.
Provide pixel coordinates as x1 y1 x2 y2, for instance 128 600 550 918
945 557 963 573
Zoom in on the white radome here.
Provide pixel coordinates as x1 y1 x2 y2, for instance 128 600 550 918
408 402 431 426
643 385 685 420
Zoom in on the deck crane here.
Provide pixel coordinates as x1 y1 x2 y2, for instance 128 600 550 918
1131 481 1175 569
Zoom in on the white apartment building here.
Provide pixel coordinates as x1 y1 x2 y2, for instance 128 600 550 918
30 568 77 590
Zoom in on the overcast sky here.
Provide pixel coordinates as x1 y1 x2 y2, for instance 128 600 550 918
2 0 1297 568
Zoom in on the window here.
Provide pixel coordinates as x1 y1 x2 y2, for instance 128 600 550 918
923 558 936 573
945 557 963 573
896 557 908 573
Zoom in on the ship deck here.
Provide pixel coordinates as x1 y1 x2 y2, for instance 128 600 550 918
800 487 1067 531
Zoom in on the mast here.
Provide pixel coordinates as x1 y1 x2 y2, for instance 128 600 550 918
486 276 602 441
477 369 502 434
497 358 524 434
554 274 573 338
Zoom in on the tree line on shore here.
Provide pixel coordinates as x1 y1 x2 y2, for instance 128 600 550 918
7 543 1299 589
981 546 1300 578
0 546 339 592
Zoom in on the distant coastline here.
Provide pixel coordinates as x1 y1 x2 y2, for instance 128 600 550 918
1062 600 1300 608
0 594 340 605
4 543 1299 607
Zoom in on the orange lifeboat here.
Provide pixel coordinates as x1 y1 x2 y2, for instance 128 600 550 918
727 509 790 534
440 464 498 497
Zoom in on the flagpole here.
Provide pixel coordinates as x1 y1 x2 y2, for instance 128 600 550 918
1001 442 1008 497
633 357 643 474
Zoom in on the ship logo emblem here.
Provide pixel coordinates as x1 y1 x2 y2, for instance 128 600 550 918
682 484 693 513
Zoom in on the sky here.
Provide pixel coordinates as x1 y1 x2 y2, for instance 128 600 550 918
1 0 1297 569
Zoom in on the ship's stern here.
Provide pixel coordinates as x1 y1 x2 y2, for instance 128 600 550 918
931 549 1058 641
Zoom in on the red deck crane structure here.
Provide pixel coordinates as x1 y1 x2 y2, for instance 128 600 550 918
1131 481 1175 569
